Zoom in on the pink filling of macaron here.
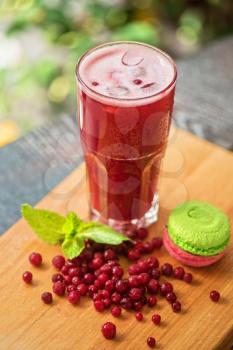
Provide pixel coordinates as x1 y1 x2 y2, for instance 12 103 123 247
163 227 224 267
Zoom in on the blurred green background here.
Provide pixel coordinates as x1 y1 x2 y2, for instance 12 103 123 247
0 0 233 146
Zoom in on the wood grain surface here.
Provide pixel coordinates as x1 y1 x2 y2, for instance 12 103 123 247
0 129 233 350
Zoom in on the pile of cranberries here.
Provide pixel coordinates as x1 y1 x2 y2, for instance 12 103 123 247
22 228 221 348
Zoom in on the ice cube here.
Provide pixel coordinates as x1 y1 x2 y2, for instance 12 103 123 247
132 66 146 78
107 85 129 97
121 51 144 66
109 70 124 83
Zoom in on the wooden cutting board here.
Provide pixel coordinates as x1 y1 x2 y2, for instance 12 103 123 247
0 128 233 350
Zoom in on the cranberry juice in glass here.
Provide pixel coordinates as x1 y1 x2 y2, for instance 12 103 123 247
76 42 177 232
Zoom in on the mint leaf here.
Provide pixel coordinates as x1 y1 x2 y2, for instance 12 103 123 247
62 236 85 259
79 222 130 245
21 204 130 258
62 212 83 238
21 204 66 244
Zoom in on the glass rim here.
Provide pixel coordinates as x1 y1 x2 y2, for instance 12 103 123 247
76 41 177 103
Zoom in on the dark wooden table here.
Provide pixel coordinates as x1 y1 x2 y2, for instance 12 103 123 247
0 37 233 235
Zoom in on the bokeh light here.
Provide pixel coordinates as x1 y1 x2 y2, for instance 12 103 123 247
0 0 232 145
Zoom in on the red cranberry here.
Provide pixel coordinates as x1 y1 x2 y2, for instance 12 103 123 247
128 264 140 275
143 241 154 254
148 279 160 294
147 336 156 348
65 260 75 268
83 273 95 285
83 250 93 262
103 298 111 308
100 264 112 275
166 292 177 303
94 300 105 312
152 314 161 325
53 281 65 296
70 257 81 266
135 311 143 321
41 292 53 304
61 265 69 275
128 275 140 288
94 279 102 289
68 267 80 278
29 252 42 267
104 249 116 261
22 271 32 284
68 291 80 305
151 237 163 249
52 255 65 270
63 275 72 285
148 296 157 307
88 284 98 297
92 81 99 86
111 292 121 304
133 79 142 85
101 322 116 340
99 289 110 299
72 276 82 286
92 257 104 270
120 297 133 310
129 288 142 301
172 301 181 313
52 273 64 283
128 249 141 261
111 306 121 317
161 263 173 276
98 273 109 286
137 227 148 240
183 272 193 283
94 252 103 259
80 265 88 275
160 282 173 296
105 280 115 292
174 266 185 279
147 256 159 268
138 272 150 286
210 290 220 302
67 284 76 293
134 241 146 253
77 283 88 296
93 293 101 301
112 266 124 279
133 301 143 311
115 279 129 294
138 259 150 272
125 230 137 239
107 259 119 267
150 268 160 280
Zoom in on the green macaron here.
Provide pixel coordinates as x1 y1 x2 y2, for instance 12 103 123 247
167 200 231 256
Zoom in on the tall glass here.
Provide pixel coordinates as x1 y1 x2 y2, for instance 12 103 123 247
76 41 177 232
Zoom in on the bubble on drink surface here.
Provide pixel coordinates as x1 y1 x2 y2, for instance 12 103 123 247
121 51 144 66
107 85 129 97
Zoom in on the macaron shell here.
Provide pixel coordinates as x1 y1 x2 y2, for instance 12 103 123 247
163 227 225 267
167 200 230 256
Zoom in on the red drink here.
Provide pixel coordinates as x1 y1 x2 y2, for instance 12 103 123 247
76 42 177 231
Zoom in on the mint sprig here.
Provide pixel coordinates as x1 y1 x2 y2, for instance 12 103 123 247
22 204 66 244
21 204 130 258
